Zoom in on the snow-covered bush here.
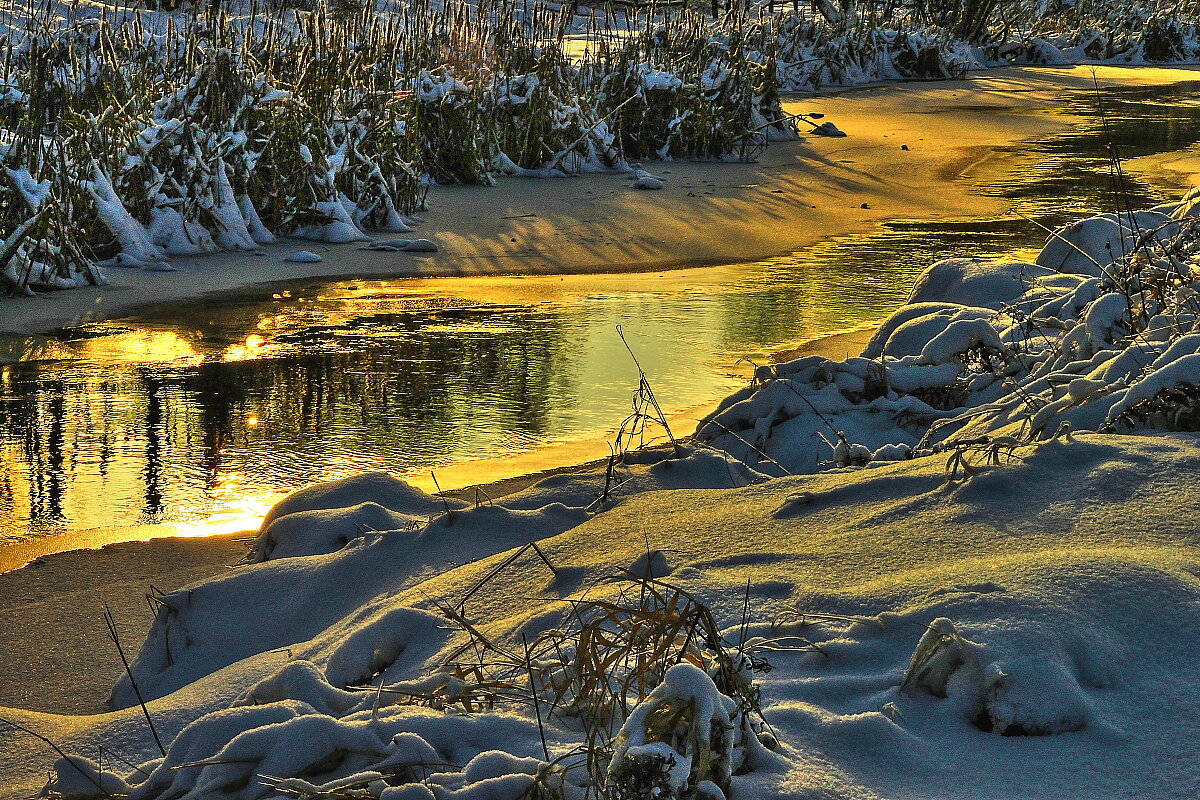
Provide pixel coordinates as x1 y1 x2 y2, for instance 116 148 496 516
697 186 1200 477
607 663 763 800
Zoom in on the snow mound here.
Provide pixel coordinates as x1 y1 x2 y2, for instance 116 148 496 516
1035 211 1178 276
261 472 464 531
632 176 664 190
111 450 766 708
284 250 324 263
252 473 468 562
363 239 440 252
905 257 1080 310
25 432 1200 800
699 187 1200 476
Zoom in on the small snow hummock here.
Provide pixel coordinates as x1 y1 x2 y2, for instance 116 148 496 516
42 756 132 798
284 250 325 263
626 549 674 579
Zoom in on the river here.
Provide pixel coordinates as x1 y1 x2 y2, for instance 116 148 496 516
1 80 1198 565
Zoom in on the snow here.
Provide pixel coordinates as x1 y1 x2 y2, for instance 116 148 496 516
639 67 684 93
293 201 374 244
1035 211 1177 276
284 250 325 264
905 257 1077 310
85 165 167 268
626 549 674 579
4 48 1200 795
43 756 133 798
6 167 50 210
363 239 440 252
10 428 1200 799
809 121 846 137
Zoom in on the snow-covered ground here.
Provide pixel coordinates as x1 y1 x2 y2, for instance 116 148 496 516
3 184 1199 799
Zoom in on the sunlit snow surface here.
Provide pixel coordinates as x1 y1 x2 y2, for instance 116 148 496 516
7 175 1200 799
6 434 1200 799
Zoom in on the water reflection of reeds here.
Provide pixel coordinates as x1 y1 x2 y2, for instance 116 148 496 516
1 316 574 536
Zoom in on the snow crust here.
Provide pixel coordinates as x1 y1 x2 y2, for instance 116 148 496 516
12 430 1200 800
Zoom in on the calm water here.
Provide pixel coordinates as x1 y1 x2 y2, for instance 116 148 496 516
2 82 1198 554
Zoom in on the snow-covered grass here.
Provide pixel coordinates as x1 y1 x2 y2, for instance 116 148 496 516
2 0 1199 296
0 0 796 294
6 185 1200 799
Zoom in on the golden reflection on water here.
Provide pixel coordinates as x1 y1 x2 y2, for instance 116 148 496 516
169 473 281 538
69 329 204 365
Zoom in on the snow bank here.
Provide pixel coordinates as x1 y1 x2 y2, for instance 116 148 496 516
699 187 1200 475
110 452 767 708
15 431 1200 800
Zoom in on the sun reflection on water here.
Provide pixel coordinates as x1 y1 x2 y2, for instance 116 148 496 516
169 474 281 538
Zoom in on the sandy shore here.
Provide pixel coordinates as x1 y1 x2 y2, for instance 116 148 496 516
2 64 1199 715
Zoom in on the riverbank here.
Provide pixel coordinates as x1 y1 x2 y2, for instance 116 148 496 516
0 63 1198 718
0 67 1199 800
4 65 1198 341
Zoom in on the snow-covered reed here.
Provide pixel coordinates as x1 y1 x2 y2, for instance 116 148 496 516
0 0 794 292
4 0 1195 295
746 0 1200 91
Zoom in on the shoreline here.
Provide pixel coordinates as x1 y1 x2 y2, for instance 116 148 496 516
0 325 871 715
2 64 1199 716
5 64 1198 342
